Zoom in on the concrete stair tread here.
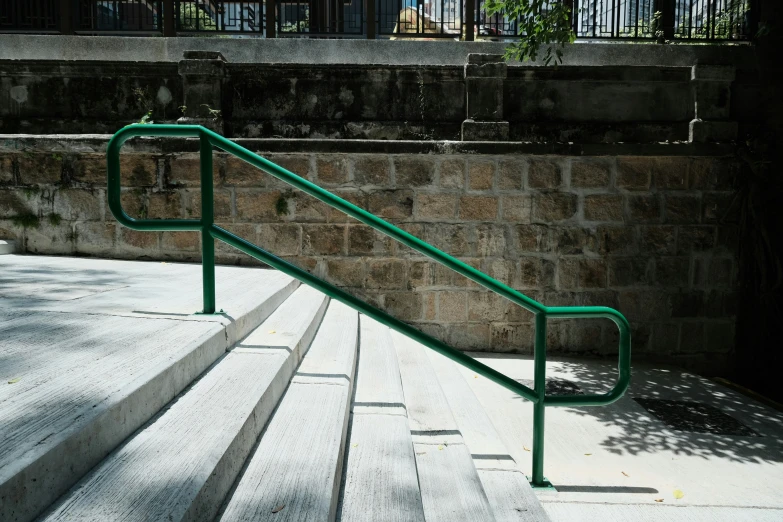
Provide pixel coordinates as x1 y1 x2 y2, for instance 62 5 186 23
428 351 551 522
35 284 328 522
338 317 425 522
219 301 358 521
392 332 495 522
0 256 298 522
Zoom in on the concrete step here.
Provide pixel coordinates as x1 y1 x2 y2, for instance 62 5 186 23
36 284 329 522
392 332 496 522
427 351 551 522
219 300 359 521
337 316 426 522
0 256 299 522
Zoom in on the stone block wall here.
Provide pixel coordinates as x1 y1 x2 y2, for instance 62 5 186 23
0 141 739 372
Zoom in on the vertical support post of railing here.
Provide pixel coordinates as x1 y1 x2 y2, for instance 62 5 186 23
464 0 475 41
163 0 176 36
266 0 276 37
200 133 217 314
366 0 376 39
59 0 74 35
531 312 548 487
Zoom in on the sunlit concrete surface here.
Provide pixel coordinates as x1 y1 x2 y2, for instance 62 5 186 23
0 254 296 522
461 353 783 521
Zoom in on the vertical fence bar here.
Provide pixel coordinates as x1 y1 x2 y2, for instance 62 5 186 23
531 312 547 487
200 133 217 314
465 0 475 40
366 0 375 38
266 0 275 36
59 0 74 34
163 0 176 35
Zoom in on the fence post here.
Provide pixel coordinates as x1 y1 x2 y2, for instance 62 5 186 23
163 0 176 36
266 0 276 37
464 0 475 41
655 0 675 40
59 0 74 34
366 0 376 39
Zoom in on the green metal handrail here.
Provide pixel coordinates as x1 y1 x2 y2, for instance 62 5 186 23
107 124 631 488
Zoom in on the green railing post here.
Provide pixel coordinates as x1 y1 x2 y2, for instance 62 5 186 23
200 132 216 314
531 312 549 487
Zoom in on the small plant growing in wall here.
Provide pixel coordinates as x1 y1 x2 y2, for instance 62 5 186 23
484 0 575 64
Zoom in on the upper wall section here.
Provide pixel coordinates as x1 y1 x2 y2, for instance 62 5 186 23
0 37 762 142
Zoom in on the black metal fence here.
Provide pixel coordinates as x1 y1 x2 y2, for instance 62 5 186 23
0 0 759 40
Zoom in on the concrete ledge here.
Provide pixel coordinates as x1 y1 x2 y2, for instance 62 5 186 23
0 240 15 254
0 35 757 68
0 134 735 157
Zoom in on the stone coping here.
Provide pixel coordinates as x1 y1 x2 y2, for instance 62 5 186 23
0 135 734 157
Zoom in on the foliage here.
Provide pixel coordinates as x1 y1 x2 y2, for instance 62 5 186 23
281 9 310 33
484 0 574 64
179 4 218 31
11 213 40 229
47 213 62 226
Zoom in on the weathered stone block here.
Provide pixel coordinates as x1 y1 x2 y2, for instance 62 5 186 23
292 196 329 222
497 160 524 190
302 224 345 255
528 160 562 189
120 190 146 220
639 225 676 255
326 189 367 223
461 120 509 141
476 225 507 257
214 224 256 255
448 323 490 350
501 195 531 222
490 323 533 353
148 192 182 220
556 227 598 255
438 291 467 322
584 194 624 222
395 157 435 187
608 258 652 287
0 156 15 184
424 223 470 256
316 156 349 185
571 160 611 188
348 225 391 255
617 157 652 190
676 226 716 254
533 193 577 222
384 291 422 321
326 257 365 287
598 226 638 256
367 190 414 219
651 323 681 353
440 159 465 189
468 292 509 322
258 223 301 256
120 227 158 251
18 154 62 185
702 192 734 223
266 154 311 181
25 223 76 255
422 292 437 321
408 261 432 289
459 195 498 221
465 78 504 121
416 193 458 220
54 189 104 221
628 194 662 223
654 161 688 190
689 120 738 143
679 323 705 353
515 224 551 253
486 258 517 286
665 194 701 224
654 257 690 287
354 156 391 186
236 190 281 221
704 322 735 353
468 160 495 191
186 189 232 219
161 231 200 252
689 158 735 190
224 156 266 187
167 154 211 188
74 222 116 254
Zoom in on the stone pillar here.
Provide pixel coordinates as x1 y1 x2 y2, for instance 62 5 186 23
689 65 737 143
178 51 227 133
462 54 509 141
